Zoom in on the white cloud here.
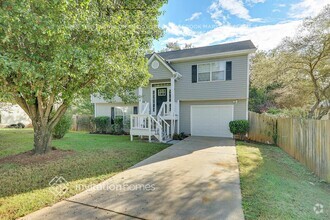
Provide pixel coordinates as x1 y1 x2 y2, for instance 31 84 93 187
289 0 329 18
272 9 281 13
185 12 202 21
246 0 266 4
209 0 263 22
278 4 286 7
163 20 302 51
160 0 328 51
163 22 196 37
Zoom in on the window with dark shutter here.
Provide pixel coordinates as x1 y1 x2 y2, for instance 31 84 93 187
111 107 115 124
133 106 138 114
192 65 197 83
226 61 232 80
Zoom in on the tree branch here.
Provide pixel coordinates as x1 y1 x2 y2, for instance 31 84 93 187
48 103 67 129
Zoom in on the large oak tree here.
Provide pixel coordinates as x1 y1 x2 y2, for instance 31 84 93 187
0 0 167 154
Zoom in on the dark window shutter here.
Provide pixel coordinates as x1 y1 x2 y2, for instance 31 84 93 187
111 107 115 123
133 106 138 114
192 65 197 83
226 61 232 80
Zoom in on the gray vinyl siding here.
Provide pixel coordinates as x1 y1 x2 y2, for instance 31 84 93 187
141 80 171 104
172 55 248 101
179 99 247 134
95 103 111 117
95 103 137 117
149 58 173 80
142 84 151 103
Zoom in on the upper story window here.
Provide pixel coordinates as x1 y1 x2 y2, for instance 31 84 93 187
197 61 225 82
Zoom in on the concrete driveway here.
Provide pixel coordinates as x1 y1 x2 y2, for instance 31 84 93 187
22 136 244 220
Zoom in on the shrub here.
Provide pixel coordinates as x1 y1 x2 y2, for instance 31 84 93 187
53 114 72 139
94 116 110 133
229 120 249 140
172 132 188 140
123 117 130 131
173 133 180 140
113 116 124 134
76 115 93 131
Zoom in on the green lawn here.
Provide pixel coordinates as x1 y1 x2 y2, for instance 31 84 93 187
237 141 330 220
0 129 169 220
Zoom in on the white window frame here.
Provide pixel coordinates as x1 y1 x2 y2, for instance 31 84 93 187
197 61 226 83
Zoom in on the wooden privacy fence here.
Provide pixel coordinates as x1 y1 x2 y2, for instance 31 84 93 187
71 115 94 132
248 111 330 182
248 112 277 144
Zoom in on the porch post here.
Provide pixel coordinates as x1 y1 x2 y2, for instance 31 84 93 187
171 77 175 137
177 100 180 134
138 87 143 114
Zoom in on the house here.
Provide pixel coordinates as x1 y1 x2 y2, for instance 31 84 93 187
0 103 31 127
91 40 256 142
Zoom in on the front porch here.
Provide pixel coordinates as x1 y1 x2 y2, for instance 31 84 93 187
130 53 182 143
130 78 180 143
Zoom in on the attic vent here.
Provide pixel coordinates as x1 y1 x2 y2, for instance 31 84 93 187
151 60 159 69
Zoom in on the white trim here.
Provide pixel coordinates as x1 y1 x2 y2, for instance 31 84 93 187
150 82 171 87
167 49 256 62
246 54 250 119
151 87 156 115
177 100 180 133
150 84 171 115
190 105 234 138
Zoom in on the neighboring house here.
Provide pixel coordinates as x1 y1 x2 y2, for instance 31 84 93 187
0 103 31 126
91 40 256 142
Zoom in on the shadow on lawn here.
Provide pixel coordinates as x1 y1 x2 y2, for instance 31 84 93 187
23 137 241 219
0 143 167 199
237 141 330 220
0 136 234 199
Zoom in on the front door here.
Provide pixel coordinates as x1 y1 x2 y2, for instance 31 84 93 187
156 88 167 114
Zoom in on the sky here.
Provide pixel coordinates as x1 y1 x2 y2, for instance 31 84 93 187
152 0 329 51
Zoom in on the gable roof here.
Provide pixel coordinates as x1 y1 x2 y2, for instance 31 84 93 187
147 53 181 78
147 40 256 61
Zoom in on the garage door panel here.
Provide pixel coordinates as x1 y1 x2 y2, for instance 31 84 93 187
191 105 233 138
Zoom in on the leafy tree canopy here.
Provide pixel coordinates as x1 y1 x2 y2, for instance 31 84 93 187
0 0 167 153
250 5 330 119
160 41 193 52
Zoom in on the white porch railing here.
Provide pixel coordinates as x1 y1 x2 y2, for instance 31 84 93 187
130 114 168 142
157 101 179 118
139 102 149 114
131 101 179 143
157 115 170 141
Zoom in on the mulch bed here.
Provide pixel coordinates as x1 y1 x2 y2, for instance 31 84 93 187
0 148 75 165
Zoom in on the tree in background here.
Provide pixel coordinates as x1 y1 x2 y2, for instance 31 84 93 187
70 95 94 116
160 41 194 52
278 6 330 119
250 6 330 119
0 0 167 154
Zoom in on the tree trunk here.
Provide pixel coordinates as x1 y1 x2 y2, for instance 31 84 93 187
14 96 68 154
33 123 53 154
308 101 319 119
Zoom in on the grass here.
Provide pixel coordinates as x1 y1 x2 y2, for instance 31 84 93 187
237 141 330 220
0 129 169 220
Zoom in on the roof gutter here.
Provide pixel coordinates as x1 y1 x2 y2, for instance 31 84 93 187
166 49 257 62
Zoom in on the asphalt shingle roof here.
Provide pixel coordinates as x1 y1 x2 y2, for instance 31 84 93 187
147 40 256 61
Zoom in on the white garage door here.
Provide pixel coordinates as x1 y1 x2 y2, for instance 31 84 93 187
191 105 233 138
